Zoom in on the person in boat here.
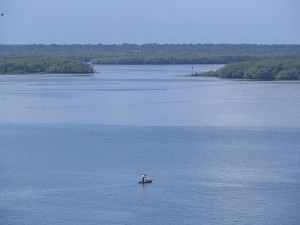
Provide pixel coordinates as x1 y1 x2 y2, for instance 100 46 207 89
139 174 152 184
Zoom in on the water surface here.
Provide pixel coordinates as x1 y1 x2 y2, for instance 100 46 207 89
0 65 299 225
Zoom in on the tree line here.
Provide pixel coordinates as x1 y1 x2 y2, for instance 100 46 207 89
0 57 94 74
1 44 300 64
1 44 300 74
194 60 300 80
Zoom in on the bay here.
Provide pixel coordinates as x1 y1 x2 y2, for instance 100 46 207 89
0 65 300 225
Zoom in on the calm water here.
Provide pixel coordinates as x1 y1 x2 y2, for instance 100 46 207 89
0 65 300 225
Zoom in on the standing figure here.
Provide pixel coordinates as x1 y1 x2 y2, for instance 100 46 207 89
142 174 146 183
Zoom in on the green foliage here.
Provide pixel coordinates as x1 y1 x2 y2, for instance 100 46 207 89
0 57 94 74
195 60 300 80
192 70 218 77
1 44 300 65
1 44 300 74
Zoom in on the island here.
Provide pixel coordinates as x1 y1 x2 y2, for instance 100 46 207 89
0 57 94 74
193 60 300 80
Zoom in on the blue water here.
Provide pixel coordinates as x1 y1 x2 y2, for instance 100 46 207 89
1 65 300 225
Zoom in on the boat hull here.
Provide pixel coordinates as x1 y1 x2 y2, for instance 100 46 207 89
138 180 153 184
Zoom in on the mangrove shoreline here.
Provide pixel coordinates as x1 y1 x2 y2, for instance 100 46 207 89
1 44 300 75
193 60 300 80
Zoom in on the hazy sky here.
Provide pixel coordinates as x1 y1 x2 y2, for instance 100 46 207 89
0 0 299 44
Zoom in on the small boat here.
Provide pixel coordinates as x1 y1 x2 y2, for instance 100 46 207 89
138 179 153 184
139 174 153 184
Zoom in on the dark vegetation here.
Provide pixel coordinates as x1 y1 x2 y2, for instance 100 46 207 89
0 44 300 74
194 60 300 80
0 57 94 74
1 44 300 64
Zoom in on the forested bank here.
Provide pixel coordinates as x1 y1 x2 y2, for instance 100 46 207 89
194 60 300 80
1 44 300 64
1 44 300 74
0 57 94 74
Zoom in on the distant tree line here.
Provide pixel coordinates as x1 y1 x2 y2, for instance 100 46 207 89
0 57 94 74
194 60 300 80
1 44 300 74
1 44 300 65
89 54 258 64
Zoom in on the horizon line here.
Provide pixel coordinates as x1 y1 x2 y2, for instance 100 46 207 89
1 43 300 46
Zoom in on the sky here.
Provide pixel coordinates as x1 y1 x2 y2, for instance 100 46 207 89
0 0 299 45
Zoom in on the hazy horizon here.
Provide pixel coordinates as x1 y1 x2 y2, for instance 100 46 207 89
1 43 300 46
0 0 299 45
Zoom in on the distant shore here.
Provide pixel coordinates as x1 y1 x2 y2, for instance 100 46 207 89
0 57 94 74
193 60 300 80
1 44 300 75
